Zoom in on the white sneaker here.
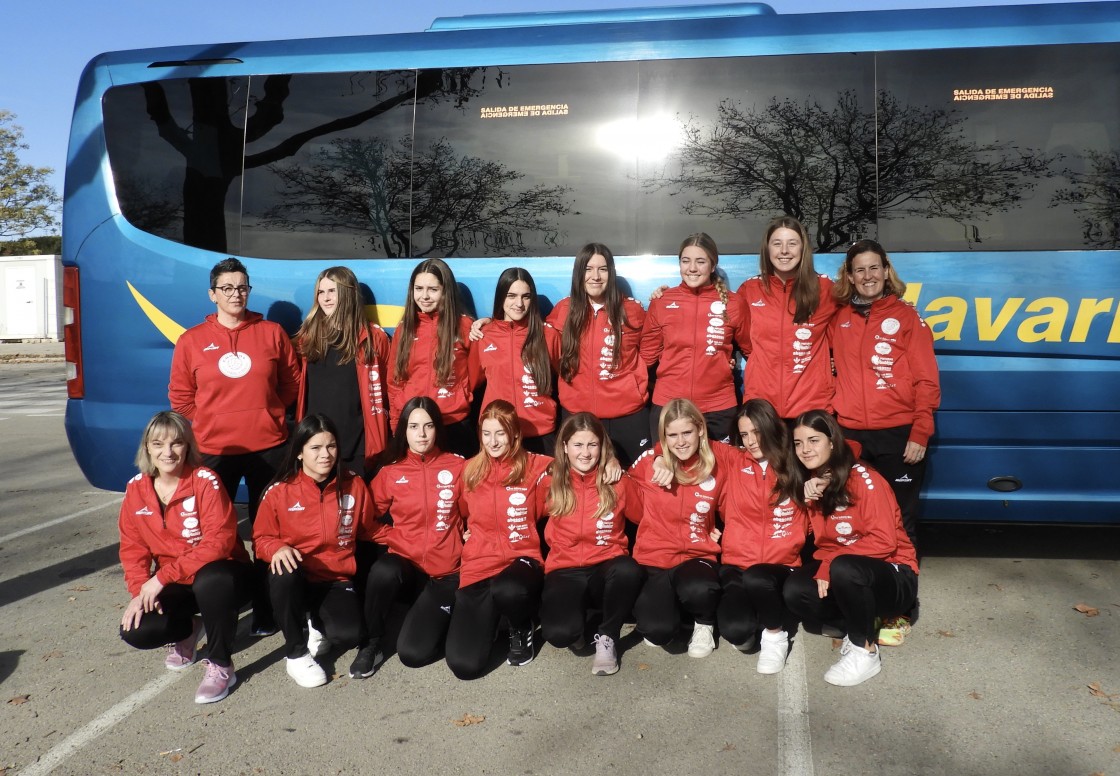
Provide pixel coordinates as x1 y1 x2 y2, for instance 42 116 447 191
687 623 716 658
286 654 328 688
591 634 619 676
756 629 789 674
823 636 881 686
307 617 329 658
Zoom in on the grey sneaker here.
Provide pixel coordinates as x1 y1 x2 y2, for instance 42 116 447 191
591 634 619 676
348 642 385 679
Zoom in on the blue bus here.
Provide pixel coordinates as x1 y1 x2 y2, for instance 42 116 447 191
63 1 1120 522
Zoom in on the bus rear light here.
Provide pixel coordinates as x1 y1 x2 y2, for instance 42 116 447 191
63 266 84 399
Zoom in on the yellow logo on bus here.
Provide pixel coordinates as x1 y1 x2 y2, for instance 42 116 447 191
127 281 405 345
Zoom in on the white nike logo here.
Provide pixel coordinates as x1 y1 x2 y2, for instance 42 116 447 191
484 343 498 352
203 343 219 351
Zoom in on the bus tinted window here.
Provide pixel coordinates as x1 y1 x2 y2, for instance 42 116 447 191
877 43 1120 251
103 77 249 252
637 53 875 254
412 62 638 258
240 70 419 259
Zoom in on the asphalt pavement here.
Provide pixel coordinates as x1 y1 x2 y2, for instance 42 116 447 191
1 360 1118 776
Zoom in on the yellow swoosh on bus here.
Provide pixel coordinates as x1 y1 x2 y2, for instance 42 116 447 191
127 281 186 344
127 281 405 344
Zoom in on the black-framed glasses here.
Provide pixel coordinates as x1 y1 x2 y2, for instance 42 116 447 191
212 284 251 297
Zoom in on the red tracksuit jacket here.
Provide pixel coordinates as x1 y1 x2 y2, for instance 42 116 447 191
369 449 466 578
458 453 552 587
539 467 634 574
253 472 378 583
808 463 919 582
386 312 473 426
546 297 648 417
296 322 391 470
641 283 750 412
627 449 724 569
830 294 941 447
169 312 300 455
468 319 561 437
118 466 250 597
736 275 838 418
712 443 807 569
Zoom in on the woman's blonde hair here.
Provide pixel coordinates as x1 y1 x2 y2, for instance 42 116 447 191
134 411 201 476
832 239 907 302
657 398 714 485
547 412 618 521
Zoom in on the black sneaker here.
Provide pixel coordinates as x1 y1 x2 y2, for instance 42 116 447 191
507 626 535 666
348 642 385 679
250 616 278 638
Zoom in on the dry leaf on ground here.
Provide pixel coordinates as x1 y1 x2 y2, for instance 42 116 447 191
1073 603 1100 617
968 691 982 700
636 663 651 671
69 584 92 592
1088 682 1117 699
42 650 63 661
452 713 485 727
938 630 956 638
8 694 30 705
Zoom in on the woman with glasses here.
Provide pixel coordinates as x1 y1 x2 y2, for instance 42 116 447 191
169 256 301 637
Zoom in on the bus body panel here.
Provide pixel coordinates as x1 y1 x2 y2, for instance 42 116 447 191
64 2 1120 523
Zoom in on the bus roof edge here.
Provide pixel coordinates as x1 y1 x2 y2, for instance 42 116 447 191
427 2 776 32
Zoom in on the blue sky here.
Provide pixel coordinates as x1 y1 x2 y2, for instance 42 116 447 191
0 0 1088 215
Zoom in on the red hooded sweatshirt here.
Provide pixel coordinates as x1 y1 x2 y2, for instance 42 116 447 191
546 297 648 417
253 471 378 583
387 312 473 426
711 443 806 569
830 294 941 447
736 275 838 418
641 283 750 412
808 463 919 582
296 322 392 470
468 319 561 437
539 467 633 573
118 466 250 597
369 449 466 578
627 448 723 569
458 452 552 587
169 312 300 455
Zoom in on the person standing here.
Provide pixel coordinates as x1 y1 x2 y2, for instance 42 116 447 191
295 266 391 479
737 216 837 420
169 256 300 636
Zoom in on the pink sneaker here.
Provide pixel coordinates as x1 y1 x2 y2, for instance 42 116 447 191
194 659 236 704
165 618 203 671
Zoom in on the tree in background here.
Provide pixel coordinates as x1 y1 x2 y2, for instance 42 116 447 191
265 136 571 257
647 91 1056 252
0 110 60 255
1051 150 1120 249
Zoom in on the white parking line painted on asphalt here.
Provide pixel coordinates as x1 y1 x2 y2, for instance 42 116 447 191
0 498 122 543
778 641 814 775
19 672 181 776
